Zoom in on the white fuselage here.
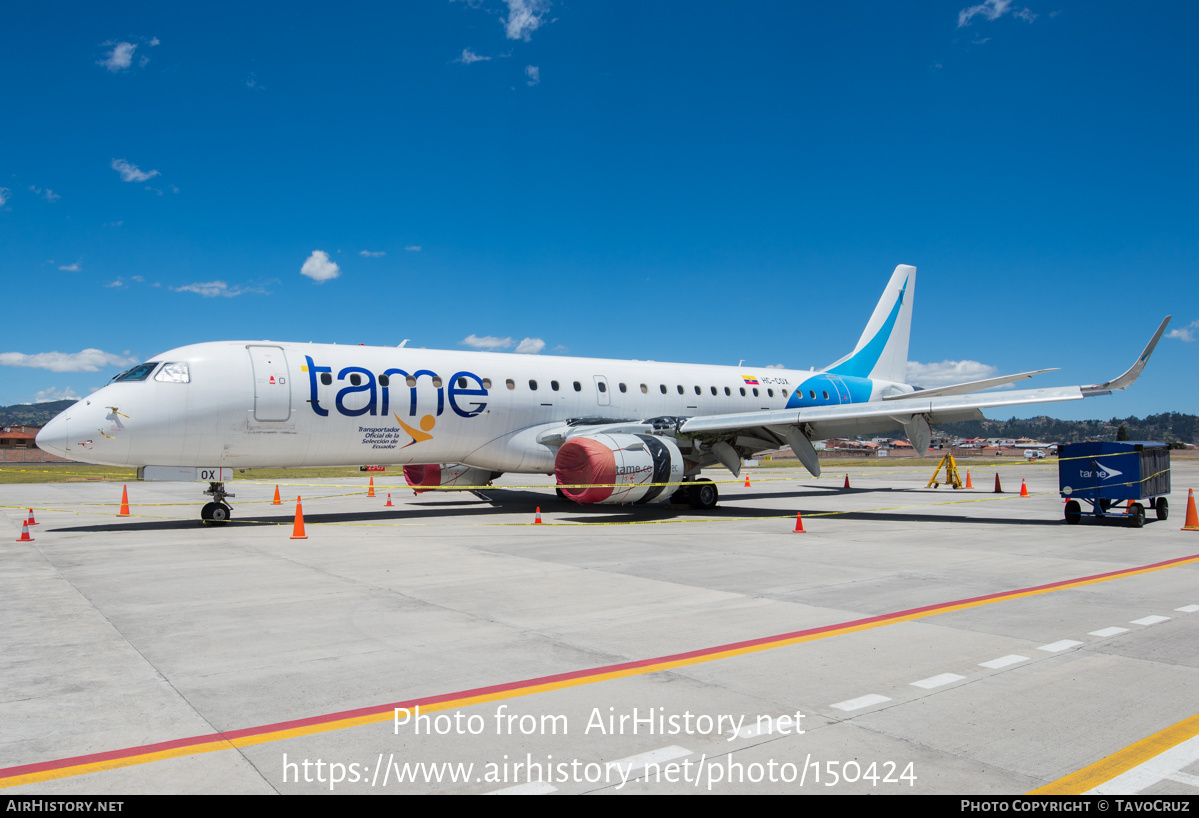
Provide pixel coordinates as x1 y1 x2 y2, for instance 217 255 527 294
36 341 891 474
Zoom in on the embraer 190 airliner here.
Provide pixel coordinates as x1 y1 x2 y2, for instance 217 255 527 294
36 266 1170 524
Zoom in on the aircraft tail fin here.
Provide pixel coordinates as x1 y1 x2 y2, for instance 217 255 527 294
825 264 916 383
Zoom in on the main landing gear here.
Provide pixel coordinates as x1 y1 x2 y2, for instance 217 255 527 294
201 481 234 526
671 478 719 510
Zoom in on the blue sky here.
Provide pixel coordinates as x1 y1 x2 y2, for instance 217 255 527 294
1 1 1195 421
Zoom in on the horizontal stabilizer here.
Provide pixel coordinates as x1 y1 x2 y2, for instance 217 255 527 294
888 368 1058 400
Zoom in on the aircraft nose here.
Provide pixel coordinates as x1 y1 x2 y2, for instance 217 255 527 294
36 414 70 458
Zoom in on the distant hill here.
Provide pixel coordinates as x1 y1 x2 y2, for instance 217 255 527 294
0 400 76 427
936 413 1197 446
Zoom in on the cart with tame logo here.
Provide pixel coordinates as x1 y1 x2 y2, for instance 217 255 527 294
1058 441 1171 528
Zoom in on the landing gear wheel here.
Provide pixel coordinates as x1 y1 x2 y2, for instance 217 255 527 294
1064 500 1081 525
689 479 719 511
556 486 567 501
201 502 231 526
1155 497 1169 521
1128 503 1145 529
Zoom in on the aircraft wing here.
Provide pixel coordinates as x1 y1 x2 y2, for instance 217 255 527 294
679 317 1171 477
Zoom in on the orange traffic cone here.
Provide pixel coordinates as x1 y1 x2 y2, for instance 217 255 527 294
965 471 973 489
744 473 751 488
792 511 806 533
368 476 376 498
1183 489 1199 532
16 519 34 542
385 493 393 507
27 508 38 525
290 496 308 539
271 485 281 505
534 507 543 524
118 485 131 516
994 473 1003 494
1020 479 1029 497
843 474 851 489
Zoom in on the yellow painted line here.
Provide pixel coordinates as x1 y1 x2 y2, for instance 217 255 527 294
1029 713 1199 795
4 551 1199 788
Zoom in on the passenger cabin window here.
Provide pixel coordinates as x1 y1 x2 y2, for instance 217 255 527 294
641 384 648 393
809 390 816 399
767 388 774 397
694 386 701 395
619 383 627 393
406 376 418 387
739 388 746 396
573 381 582 392
349 373 362 386
115 362 160 382
378 374 389 386
822 391 829 400
660 384 667 394
676 385 684 395
598 381 607 393
457 377 468 388
154 362 190 383
529 379 538 390
482 378 492 389
551 380 560 391
752 388 759 397
322 373 334 386
506 379 515 390
724 387 731 396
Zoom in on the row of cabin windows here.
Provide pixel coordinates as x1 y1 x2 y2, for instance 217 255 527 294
320 372 830 402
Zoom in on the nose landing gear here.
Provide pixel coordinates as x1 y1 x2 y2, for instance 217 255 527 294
201 482 234 526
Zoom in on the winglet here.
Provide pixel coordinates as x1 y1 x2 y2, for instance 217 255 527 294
1082 316 1171 396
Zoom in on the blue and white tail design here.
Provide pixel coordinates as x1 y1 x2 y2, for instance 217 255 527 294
825 264 915 384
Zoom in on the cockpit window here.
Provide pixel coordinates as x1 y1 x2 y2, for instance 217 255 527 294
114 362 160 382
154 362 190 383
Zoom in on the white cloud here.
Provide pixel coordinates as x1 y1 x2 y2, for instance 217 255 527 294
1166 321 1198 342
0 349 139 373
99 41 137 72
504 0 550 41
112 158 160 183
172 281 266 298
525 65 540 86
0 188 9 206
462 334 516 350
515 337 545 354
301 250 340 283
907 359 1001 387
359 250 386 258
405 245 422 252
456 48 491 64
35 387 81 403
459 335 546 354
58 262 82 272
30 186 60 202
958 0 1036 27
763 363 787 369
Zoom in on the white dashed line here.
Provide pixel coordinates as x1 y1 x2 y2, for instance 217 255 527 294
1175 605 1199 613
1038 640 1084 653
1131 615 1171 626
831 694 891 712
979 655 1029 669
606 745 691 775
910 673 966 689
736 715 800 739
1089 627 1130 638
487 782 558 795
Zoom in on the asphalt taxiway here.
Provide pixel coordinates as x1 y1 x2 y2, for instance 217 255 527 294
2 460 1198 794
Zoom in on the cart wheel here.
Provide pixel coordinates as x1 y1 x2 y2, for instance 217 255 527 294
932 482 939 488
1155 497 1169 521
1064 500 1081 525
1129 503 1145 529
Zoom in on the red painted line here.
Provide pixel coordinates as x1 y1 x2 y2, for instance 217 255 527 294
4 550 1198 784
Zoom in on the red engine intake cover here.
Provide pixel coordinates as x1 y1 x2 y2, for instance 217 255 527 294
554 437 616 503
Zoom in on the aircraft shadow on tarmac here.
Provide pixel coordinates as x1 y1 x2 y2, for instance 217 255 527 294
45 486 1100 532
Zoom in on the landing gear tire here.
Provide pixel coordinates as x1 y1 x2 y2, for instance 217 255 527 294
556 486 567 501
201 502 231 526
1064 500 1081 525
1155 497 1169 521
689 479 719 511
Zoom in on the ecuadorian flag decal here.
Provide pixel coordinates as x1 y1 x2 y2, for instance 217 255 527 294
741 375 759 385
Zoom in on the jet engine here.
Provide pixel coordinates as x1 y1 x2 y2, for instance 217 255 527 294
403 464 498 494
554 433 684 505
